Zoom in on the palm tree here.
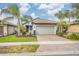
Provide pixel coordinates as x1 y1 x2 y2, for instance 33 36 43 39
1 4 21 36
63 10 75 23
55 11 66 32
55 11 65 21
20 16 32 25
63 10 71 23
19 16 32 35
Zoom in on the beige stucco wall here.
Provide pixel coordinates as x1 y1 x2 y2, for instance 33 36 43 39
8 26 15 35
3 25 16 36
3 25 8 36
67 24 79 33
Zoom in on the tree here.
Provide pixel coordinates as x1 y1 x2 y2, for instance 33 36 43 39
55 11 65 21
71 3 79 19
20 16 32 25
56 22 69 35
55 11 66 33
71 3 79 24
63 10 73 23
19 16 32 35
1 4 21 36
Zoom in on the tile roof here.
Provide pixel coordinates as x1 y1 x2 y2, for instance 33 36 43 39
32 19 56 24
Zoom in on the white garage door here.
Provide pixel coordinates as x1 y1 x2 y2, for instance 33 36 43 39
36 25 56 34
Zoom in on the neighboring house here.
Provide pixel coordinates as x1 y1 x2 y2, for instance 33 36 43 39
0 21 17 36
67 23 79 33
24 18 57 35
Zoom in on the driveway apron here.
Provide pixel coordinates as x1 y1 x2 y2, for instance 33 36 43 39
37 35 70 41
36 35 79 55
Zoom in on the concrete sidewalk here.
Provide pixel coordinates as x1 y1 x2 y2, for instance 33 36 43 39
0 41 79 46
0 42 79 55
0 50 79 56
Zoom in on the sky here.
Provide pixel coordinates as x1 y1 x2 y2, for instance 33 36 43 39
0 3 72 24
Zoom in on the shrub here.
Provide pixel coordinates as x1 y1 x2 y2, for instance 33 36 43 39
19 25 26 36
26 32 33 37
56 31 64 36
57 22 69 33
66 33 79 40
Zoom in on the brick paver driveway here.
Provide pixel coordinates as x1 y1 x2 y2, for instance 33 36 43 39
37 35 69 41
36 44 79 55
36 35 79 55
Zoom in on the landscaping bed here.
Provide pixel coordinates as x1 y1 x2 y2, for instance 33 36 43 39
66 33 79 41
0 35 37 42
0 44 39 53
57 32 79 41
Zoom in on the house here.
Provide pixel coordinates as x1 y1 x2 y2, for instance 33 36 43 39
0 21 17 36
67 23 79 33
25 18 57 35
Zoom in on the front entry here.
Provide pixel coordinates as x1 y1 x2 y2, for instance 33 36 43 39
26 25 32 33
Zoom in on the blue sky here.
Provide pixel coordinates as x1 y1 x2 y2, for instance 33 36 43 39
0 3 71 24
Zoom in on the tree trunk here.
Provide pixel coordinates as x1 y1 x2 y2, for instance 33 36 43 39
69 17 71 23
17 18 21 36
60 19 62 32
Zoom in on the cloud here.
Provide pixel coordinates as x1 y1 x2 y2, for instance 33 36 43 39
38 3 65 16
47 5 64 16
38 4 49 9
48 16 59 21
38 4 64 10
33 3 40 6
47 10 58 16
19 3 30 15
30 13 38 19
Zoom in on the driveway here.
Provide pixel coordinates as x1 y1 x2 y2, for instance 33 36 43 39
37 35 70 41
36 35 79 55
36 43 79 55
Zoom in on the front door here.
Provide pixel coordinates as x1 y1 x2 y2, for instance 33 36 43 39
26 26 29 32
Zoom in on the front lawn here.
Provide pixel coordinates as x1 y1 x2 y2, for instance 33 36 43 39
0 35 37 42
0 45 39 53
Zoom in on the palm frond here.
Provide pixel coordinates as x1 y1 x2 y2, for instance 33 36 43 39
1 4 20 17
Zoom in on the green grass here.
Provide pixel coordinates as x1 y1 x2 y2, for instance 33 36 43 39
0 45 39 53
0 35 37 42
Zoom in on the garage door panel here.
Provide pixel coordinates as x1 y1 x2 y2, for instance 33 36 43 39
36 25 56 34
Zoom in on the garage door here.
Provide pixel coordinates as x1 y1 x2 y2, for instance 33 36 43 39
0 26 3 36
36 25 56 34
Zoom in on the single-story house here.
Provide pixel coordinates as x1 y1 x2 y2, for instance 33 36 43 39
67 23 79 33
0 21 17 36
25 18 57 35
